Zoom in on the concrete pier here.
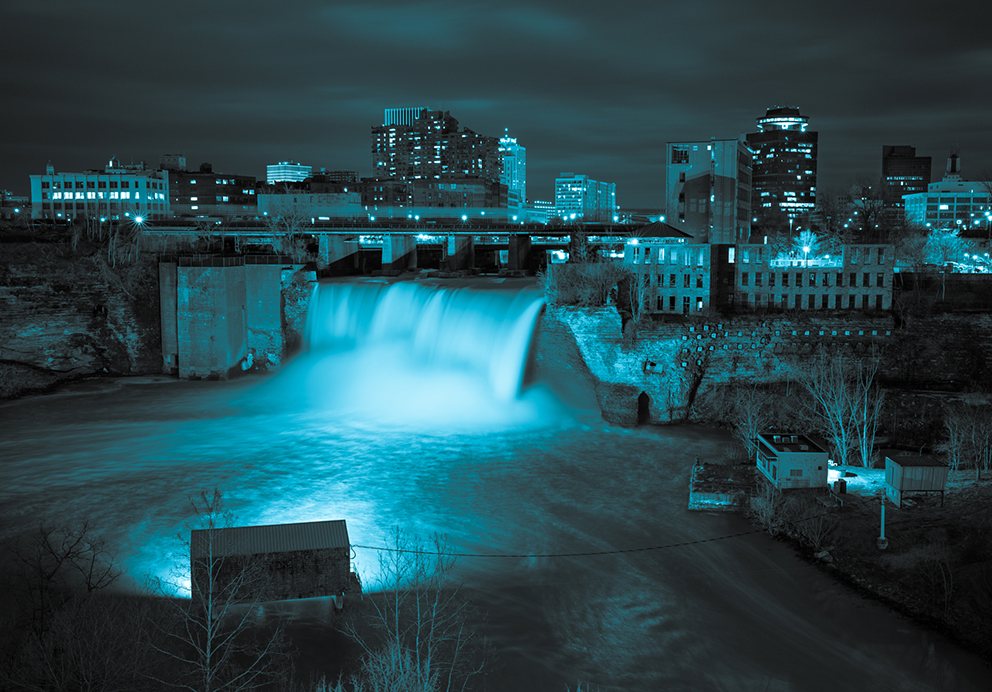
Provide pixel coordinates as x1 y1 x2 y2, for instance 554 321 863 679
444 234 475 271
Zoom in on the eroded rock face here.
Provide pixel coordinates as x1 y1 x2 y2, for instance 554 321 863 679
0 243 161 398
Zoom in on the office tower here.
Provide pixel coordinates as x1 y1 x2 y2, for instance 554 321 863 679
665 138 752 244
746 106 818 221
267 161 311 185
555 173 617 223
881 146 931 225
499 129 527 211
371 108 502 185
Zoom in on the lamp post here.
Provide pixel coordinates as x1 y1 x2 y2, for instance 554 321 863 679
803 245 810 267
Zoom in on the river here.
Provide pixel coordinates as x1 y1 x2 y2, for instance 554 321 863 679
0 287 989 691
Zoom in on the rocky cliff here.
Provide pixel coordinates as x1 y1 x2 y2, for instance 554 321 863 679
554 306 992 437
0 241 162 398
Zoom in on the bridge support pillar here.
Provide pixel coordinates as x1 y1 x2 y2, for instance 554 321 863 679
508 234 532 272
444 234 475 271
318 234 360 271
383 233 417 271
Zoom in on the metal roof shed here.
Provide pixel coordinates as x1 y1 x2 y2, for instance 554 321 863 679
190 519 359 604
884 456 949 507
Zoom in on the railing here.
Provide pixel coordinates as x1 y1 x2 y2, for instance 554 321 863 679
767 257 844 268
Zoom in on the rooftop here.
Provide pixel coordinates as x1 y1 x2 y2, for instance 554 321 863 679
886 455 946 468
758 433 826 454
190 519 350 558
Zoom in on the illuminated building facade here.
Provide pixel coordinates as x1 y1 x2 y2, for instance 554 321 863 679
746 106 818 220
732 243 893 312
623 230 895 314
30 159 169 220
168 163 257 218
499 129 527 211
266 161 312 185
371 109 503 186
555 173 617 223
624 222 732 314
665 138 752 244
903 153 992 230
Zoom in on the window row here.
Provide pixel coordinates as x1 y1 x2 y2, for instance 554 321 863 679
46 191 166 201
741 293 885 310
41 180 163 190
741 272 886 288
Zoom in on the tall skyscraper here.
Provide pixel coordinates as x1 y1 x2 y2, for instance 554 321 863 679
665 138 752 244
746 106 818 221
371 109 502 184
555 173 616 223
499 129 526 211
881 146 931 226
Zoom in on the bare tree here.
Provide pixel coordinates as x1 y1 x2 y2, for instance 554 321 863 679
852 355 885 468
728 382 770 463
3 521 123 641
935 402 970 471
150 490 290 692
337 529 488 692
0 522 166 692
263 193 317 262
848 176 888 241
791 352 857 466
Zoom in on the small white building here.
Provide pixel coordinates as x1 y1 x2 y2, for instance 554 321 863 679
756 433 829 490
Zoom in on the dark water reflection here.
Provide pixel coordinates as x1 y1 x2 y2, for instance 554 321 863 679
0 366 989 690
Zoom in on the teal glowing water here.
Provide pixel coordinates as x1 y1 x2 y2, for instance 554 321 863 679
0 288 987 690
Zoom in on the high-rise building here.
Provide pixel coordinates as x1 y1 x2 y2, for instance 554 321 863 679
370 109 502 186
665 138 752 244
881 146 931 225
499 129 526 211
267 161 311 185
903 152 991 230
555 173 617 223
29 159 170 220
746 106 818 220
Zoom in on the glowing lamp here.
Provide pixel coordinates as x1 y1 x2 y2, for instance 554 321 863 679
134 216 144 224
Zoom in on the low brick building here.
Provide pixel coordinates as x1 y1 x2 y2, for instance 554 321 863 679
190 519 360 604
756 433 830 490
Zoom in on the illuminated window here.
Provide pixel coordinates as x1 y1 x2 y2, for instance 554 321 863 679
190 197 198 201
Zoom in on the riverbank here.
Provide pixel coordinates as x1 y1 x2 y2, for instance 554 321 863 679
753 465 992 664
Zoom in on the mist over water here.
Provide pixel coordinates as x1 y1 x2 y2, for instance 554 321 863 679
0 281 989 690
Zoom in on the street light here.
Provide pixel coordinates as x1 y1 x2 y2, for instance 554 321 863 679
803 245 810 267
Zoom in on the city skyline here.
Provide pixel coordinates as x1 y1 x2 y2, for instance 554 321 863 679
3 0 990 208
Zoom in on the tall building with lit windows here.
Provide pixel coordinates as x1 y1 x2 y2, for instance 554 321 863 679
499 129 526 211
29 159 170 221
665 138 752 244
881 146 931 225
555 173 617 223
371 109 502 184
746 106 818 220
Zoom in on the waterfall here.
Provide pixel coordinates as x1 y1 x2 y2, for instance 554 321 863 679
305 281 545 400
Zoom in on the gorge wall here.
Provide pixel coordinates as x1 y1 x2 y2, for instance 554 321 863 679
0 242 162 398
554 306 992 436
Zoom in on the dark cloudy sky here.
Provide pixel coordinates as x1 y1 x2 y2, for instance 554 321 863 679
3 0 990 209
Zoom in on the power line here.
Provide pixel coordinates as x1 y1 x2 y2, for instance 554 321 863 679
352 528 763 559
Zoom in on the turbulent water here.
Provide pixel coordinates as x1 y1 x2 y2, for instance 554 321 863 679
0 279 988 691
